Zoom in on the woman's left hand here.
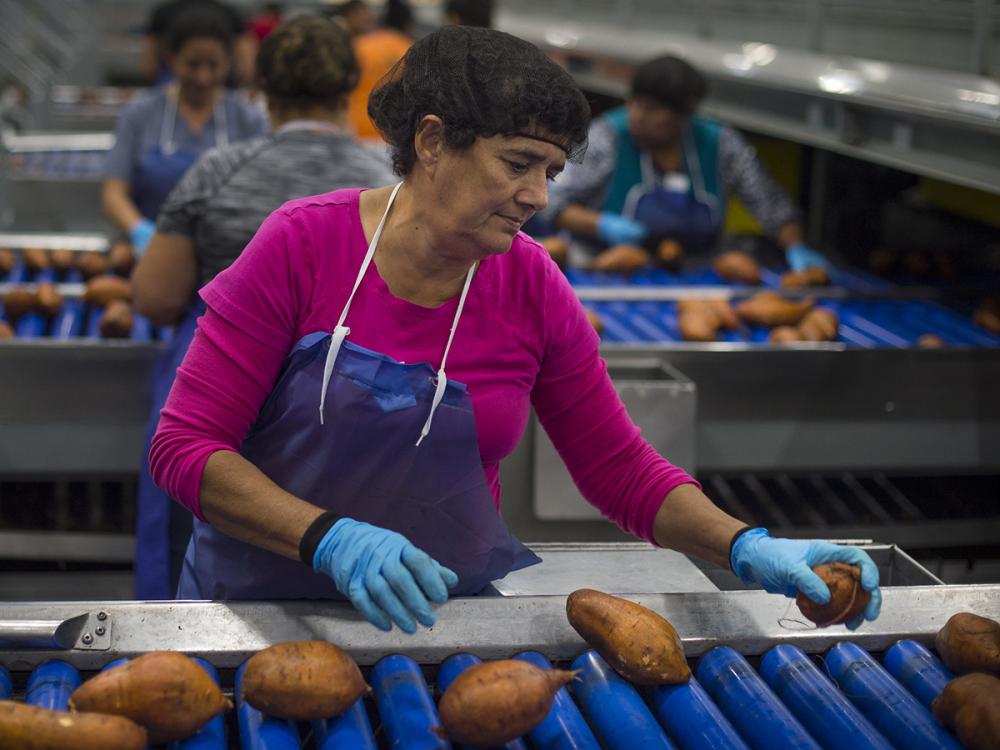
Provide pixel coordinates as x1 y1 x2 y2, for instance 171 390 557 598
731 528 881 630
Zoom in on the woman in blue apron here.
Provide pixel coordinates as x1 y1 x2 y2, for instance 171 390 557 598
149 27 882 635
102 5 267 599
543 55 831 271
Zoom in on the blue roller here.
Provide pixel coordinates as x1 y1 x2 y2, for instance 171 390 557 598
171 658 226 750
85 303 102 338
696 647 821 750
882 640 954 710
0 665 11 699
132 312 153 342
570 650 677 750
235 660 300 750
51 295 84 339
15 311 46 339
436 653 528 750
759 645 893 750
646 676 750 750
312 697 377 750
513 651 600 750
26 660 81 711
370 654 449 750
824 642 961 750
101 657 129 671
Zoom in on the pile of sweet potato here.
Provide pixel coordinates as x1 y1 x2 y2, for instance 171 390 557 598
932 612 1000 749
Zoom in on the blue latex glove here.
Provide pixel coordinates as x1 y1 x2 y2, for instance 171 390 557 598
313 518 459 633
786 242 832 272
597 212 648 246
731 528 881 630
128 218 156 256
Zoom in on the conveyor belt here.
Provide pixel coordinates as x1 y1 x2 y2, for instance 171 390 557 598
4 584 997 749
6 150 107 180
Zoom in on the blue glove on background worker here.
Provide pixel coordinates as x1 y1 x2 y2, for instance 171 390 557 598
313 518 459 633
597 212 648 246
731 527 882 630
786 242 832 272
129 218 156 256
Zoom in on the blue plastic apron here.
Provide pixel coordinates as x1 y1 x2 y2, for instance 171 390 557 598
134 300 204 599
133 86 228 221
621 147 723 253
177 182 540 599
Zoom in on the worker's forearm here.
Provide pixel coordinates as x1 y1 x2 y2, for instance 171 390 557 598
102 179 144 233
556 204 601 239
777 221 805 250
651 483 748 569
199 450 326 561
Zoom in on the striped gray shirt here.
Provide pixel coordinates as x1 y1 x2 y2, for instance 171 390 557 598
158 129 395 285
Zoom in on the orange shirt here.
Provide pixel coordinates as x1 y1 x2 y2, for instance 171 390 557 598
349 29 412 140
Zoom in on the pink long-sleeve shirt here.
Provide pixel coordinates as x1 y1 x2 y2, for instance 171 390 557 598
150 188 696 543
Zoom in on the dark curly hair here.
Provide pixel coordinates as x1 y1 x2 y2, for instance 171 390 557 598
632 55 707 116
257 15 358 108
164 5 236 54
368 26 590 176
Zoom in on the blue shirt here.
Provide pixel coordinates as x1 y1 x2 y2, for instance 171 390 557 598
104 86 269 184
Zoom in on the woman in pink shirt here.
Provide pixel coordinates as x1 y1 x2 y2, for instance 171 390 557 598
151 26 882 634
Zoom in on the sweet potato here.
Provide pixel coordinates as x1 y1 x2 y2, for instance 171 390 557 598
973 297 1000 335
0 700 147 750
0 248 14 276
69 651 231 743
917 334 945 349
780 267 830 287
592 244 651 274
49 249 76 274
713 250 761 285
935 612 1000 676
795 563 870 627
99 300 133 339
436 659 576 746
676 299 738 342
678 310 718 342
108 242 135 274
656 239 683 269
35 282 63 318
769 325 803 343
83 275 131 307
797 308 839 341
932 673 1000 750
22 248 50 272
541 236 569 269
566 588 691 685
76 252 110 280
736 291 814 327
0 321 13 339
241 640 368 720
4 288 36 321
585 308 604 336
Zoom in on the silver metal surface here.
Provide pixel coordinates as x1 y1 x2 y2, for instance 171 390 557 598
1 585 996 671
3 132 114 153
489 543 718 595
0 282 86 298
0 612 110 651
0 233 108 252
0 531 134 563
534 359 696 520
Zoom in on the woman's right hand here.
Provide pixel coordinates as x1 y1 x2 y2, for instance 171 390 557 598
313 518 459 633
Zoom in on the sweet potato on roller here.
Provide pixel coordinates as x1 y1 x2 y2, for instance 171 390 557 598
541 236 569 269
935 612 1000 676
676 298 739 342
22 248 50 272
974 297 1000 335
656 239 683 269
69 651 231 743
0 700 147 750
83 275 131 307
566 588 691 685
3 288 36 321
108 242 135 274
0 248 14 276
736 291 814 327
76 252 110 279
49 249 76 274
916 334 945 349
585 308 604 336
592 244 651 274
436 659 576 746
768 326 803 343
35 282 63 318
932 673 1000 750
99 300 134 339
713 250 761 285
796 308 839 341
795 563 870 627
780 267 830 287
241 640 368 720
0 321 13 339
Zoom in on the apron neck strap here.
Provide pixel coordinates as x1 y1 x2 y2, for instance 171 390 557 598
160 85 228 154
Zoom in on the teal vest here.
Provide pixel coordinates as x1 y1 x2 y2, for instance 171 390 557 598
601 107 724 217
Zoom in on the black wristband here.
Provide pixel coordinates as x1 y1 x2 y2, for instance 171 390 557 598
298 511 340 567
727 525 755 574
